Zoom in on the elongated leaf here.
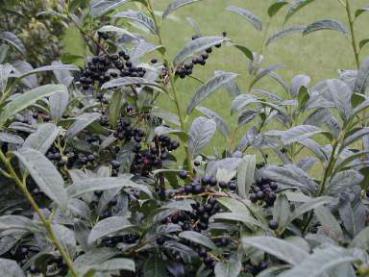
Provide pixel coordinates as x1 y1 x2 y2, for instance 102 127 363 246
211 212 266 230
268 1 288 17
279 246 357 277
0 132 24 145
242 236 308 265
16 64 79 79
188 117 216 156
49 86 69 120
163 0 202 18
303 19 348 36
290 74 311 97
174 36 228 65
101 77 164 92
233 44 253 60
0 84 66 126
0 64 14 93
90 0 129 17
354 57 369 94
114 11 157 34
227 6 262 31
350 226 369 249
96 258 135 272
196 106 229 137
98 25 136 38
238 110 257 126
0 258 25 277
68 176 151 197
266 25 305 46
355 5 369 18
359 39 369 50
187 72 238 114
315 207 344 241
179 231 217 250
237 155 256 198
279 125 323 144
14 148 68 209
289 196 332 224
0 215 41 232
74 248 119 275
143 257 167 277
53 224 77 255
0 32 25 55
273 194 290 228
285 0 315 22
343 127 369 147
326 79 352 119
22 123 59 154
66 112 100 139
88 216 133 244
249 64 283 89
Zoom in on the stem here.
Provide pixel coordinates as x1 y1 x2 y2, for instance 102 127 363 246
345 0 360 69
0 151 78 277
146 0 193 172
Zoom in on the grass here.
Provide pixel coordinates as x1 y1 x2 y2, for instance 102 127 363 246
147 0 369 158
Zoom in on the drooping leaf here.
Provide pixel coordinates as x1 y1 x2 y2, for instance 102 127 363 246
0 84 66 126
238 110 258 126
266 25 305 46
268 1 288 17
326 79 352 120
249 64 283 89
0 258 25 277
285 0 315 22
290 74 311 97
187 72 238 114
359 39 369 50
66 112 100 139
22 123 59 154
354 57 369 94
278 125 323 145
174 36 228 65
90 0 129 17
188 117 216 156
355 5 369 18
0 32 26 55
179 231 217 250
16 64 79 79
227 5 262 31
233 44 253 60
14 148 68 209
88 216 133 244
303 19 348 36
163 0 202 18
242 236 308 265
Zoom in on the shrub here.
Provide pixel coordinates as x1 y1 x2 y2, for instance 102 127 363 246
1 0 369 276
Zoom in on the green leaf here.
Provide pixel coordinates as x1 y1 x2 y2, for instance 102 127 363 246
350 226 369 250
68 176 151 197
211 212 266 230
179 231 217 250
326 79 352 120
216 197 250 214
90 0 129 17
279 125 323 145
97 25 136 38
354 57 369 94
278 246 357 277
143 257 167 277
273 194 290 228
227 5 262 31
355 5 369 18
359 39 369 50
303 19 348 36
109 91 124 128
249 64 283 89
22 123 59 154
95 258 135 272
315 207 344 241
0 132 24 145
0 32 25 55
196 106 230 137
88 216 133 244
188 117 216 156
0 215 41 233
16 64 79 80
163 0 202 18
53 224 77 256
233 44 253 60
14 148 68 209
343 127 369 147
0 258 25 277
74 248 119 275
214 255 242 277
285 0 315 22
266 25 305 46
49 86 69 120
237 155 256 198
242 236 308 265
114 10 157 34
187 72 238 114
66 112 100 139
101 77 164 92
0 64 14 93
288 196 332 224
268 1 288 17
174 36 228 66
238 110 257 126
0 84 66 126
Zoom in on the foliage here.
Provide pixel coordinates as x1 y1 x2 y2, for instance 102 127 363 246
1 0 369 276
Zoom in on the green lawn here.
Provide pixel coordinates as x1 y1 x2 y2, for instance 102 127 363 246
149 0 369 156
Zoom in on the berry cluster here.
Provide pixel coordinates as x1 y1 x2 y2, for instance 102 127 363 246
76 50 146 91
131 134 180 176
46 146 98 169
113 118 145 143
175 32 226 79
249 178 278 206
